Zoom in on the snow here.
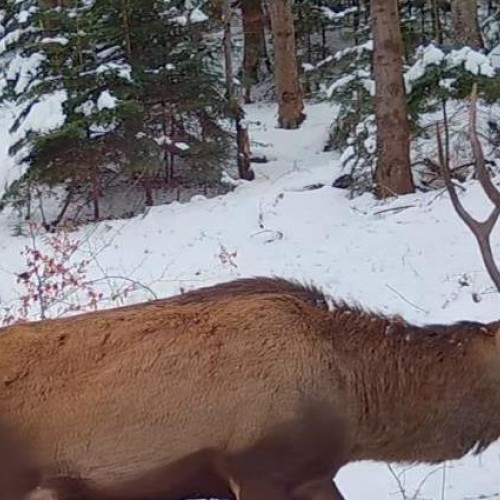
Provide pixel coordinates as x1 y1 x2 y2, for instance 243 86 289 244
175 141 190 151
76 99 95 117
172 7 209 26
405 45 445 88
77 91 118 116
324 70 373 98
16 88 67 133
188 8 209 24
321 6 358 21
422 44 446 65
405 44 497 92
96 90 117 111
40 35 69 46
332 40 373 63
6 52 46 94
490 43 500 68
449 46 496 77
0 100 499 499
16 9 33 24
325 74 356 97
95 61 132 81
0 90 67 185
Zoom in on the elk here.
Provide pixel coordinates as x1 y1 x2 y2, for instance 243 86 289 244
1 272 500 500
4 88 500 500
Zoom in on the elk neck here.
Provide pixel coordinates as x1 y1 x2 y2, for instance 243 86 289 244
318 306 500 464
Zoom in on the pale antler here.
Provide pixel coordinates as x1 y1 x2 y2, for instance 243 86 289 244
438 83 500 293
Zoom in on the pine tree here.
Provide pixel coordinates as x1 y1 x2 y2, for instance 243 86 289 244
0 0 233 223
0 0 149 221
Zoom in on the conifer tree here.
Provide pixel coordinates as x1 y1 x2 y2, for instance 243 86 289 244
0 0 233 222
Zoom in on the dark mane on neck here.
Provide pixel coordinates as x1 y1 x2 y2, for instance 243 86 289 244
169 277 330 309
415 319 495 338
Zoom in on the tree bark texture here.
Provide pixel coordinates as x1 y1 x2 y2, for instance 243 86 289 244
371 0 415 198
223 0 254 180
267 0 305 129
431 0 444 44
451 0 483 49
242 0 266 103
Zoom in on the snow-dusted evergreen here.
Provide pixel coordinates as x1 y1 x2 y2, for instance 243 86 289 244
0 0 232 222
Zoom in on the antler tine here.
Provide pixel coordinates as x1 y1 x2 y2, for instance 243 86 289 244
437 116 500 293
437 122 484 233
469 83 500 207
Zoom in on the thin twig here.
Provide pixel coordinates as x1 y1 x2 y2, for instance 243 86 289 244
373 204 415 215
387 464 409 500
412 466 449 500
85 276 158 300
385 284 429 314
440 462 446 500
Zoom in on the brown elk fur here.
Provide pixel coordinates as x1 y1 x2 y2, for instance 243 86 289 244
0 415 41 500
1 277 500 500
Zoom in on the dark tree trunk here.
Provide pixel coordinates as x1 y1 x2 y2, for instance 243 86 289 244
90 164 100 221
431 0 444 43
267 0 305 129
451 0 483 49
234 103 254 181
371 0 415 198
242 0 266 104
144 178 153 207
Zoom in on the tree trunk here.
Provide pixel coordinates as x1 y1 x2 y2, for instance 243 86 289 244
431 0 444 44
222 0 234 100
267 0 305 129
372 0 415 198
144 177 154 207
90 163 100 221
234 103 254 180
223 0 254 180
451 0 483 49
242 0 266 104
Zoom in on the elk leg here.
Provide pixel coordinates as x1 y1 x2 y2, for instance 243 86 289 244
102 449 234 500
29 450 236 500
0 420 41 500
41 455 247 500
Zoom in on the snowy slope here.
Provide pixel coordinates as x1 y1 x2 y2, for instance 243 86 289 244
0 100 499 499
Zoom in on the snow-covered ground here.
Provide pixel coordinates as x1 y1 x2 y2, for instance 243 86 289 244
0 100 499 499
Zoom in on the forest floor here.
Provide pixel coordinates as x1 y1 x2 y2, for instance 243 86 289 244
0 99 499 499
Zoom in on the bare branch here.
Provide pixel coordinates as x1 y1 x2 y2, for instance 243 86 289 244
438 88 500 293
468 83 500 206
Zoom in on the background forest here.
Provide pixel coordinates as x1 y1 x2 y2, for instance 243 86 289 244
1 0 499 226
